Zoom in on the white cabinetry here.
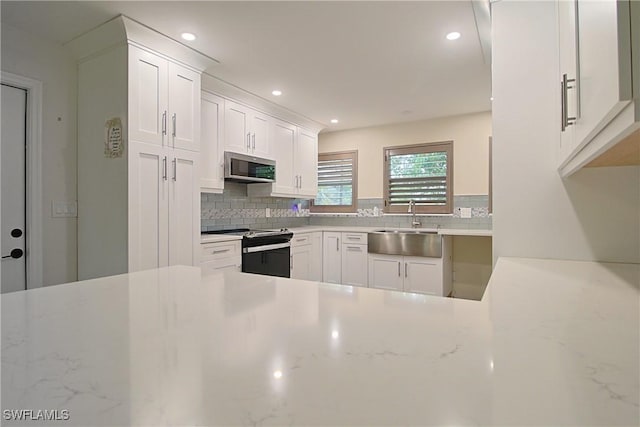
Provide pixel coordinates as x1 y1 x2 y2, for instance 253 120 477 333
322 232 342 284
248 124 319 199
78 42 201 280
558 0 639 176
129 48 200 152
367 236 452 296
309 232 323 281
224 100 271 158
200 91 225 193
291 232 323 281
201 240 241 273
340 233 367 287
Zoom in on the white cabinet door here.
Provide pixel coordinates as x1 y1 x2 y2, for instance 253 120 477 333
128 142 169 272
249 110 271 158
341 244 368 287
202 258 241 274
558 0 578 160
574 0 633 149
201 91 225 192
309 232 323 282
224 100 250 154
168 62 200 152
271 119 297 194
168 149 199 267
129 48 168 147
296 127 318 197
291 244 311 280
322 232 342 284
403 256 443 296
368 254 403 291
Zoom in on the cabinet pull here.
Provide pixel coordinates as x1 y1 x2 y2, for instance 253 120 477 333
561 73 576 131
398 262 401 277
347 235 360 240
405 262 408 277
299 175 302 188
247 133 251 150
252 133 256 150
336 238 339 251
172 113 177 137
162 156 167 181
346 246 361 251
172 158 177 181
162 111 167 135
290 254 293 270
212 249 230 254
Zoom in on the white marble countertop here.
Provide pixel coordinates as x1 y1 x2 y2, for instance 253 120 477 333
1 258 637 426
200 233 243 244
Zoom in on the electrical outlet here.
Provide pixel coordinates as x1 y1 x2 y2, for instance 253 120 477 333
52 200 77 218
265 207 271 218
460 207 472 218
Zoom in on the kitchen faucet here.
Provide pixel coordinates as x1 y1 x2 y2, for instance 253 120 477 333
408 200 421 228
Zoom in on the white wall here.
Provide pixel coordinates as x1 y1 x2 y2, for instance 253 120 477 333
492 1 640 264
1 24 78 285
318 111 492 198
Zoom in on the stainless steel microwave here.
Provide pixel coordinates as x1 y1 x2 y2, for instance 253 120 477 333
224 152 276 183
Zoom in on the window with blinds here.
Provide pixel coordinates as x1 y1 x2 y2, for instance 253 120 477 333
383 141 453 214
311 150 358 213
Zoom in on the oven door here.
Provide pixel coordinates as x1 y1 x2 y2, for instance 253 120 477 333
242 242 291 278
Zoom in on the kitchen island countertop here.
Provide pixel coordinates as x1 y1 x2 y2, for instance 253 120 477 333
1 258 638 426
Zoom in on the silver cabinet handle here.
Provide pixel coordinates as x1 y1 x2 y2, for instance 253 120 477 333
336 238 339 251
346 246 361 251
398 262 401 277
172 113 177 137
290 254 293 270
162 111 167 135
247 133 251 150
299 175 302 188
162 156 167 180
252 133 256 150
561 73 576 131
405 262 408 277
211 249 230 255
172 158 177 181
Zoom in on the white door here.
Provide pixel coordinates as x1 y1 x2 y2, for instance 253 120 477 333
168 62 200 152
249 109 270 158
129 47 169 147
322 232 342 284
558 0 578 160
403 256 443 296
128 142 169 272
224 100 250 153
169 149 199 267
200 91 224 191
1 84 27 293
341 244 368 287
291 245 311 280
368 254 403 291
296 128 318 197
271 119 296 194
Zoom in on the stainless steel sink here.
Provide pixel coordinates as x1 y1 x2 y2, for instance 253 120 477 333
368 230 442 257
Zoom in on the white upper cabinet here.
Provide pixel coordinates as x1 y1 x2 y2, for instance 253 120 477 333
271 119 297 195
168 62 200 152
129 48 169 147
558 0 638 175
296 127 318 198
129 47 200 152
223 99 272 158
200 91 225 193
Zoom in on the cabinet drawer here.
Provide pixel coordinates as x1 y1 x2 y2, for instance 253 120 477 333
201 257 241 273
291 234 311 247
201 241 241 261
342 232 367 245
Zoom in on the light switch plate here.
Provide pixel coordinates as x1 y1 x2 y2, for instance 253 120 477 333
52 200 78 218
460 207 472 219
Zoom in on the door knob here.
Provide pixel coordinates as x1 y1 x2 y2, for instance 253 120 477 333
2 248 24 259
10 228 23 238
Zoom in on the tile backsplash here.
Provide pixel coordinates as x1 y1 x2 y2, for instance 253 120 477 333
201 183 491 231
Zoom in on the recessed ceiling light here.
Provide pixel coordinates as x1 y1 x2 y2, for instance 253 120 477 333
181 32 196 41
272 90 282 96
490 96 494 101
446 31 461 41
330 119 339 124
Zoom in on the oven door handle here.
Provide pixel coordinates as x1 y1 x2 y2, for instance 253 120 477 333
243 242 291 253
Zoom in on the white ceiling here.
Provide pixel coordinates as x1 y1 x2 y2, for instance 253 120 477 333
1 1 492 132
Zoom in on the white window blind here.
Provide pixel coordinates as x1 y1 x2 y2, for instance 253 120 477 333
312 151 358 213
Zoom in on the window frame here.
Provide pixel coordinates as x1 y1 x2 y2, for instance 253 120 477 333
311 150 358 213
383 141 453 214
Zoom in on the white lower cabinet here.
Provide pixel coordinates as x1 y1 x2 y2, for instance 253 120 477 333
291 244 311 280
341 240 367 287
309 232 323 281
201 240 241 273
322 232 342 284
368 246 452 297
290 232 323 281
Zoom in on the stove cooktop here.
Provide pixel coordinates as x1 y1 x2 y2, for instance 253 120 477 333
202 228 291 238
